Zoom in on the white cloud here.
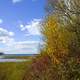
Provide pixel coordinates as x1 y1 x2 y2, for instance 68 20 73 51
0 28 14 37
0 36 14 44
0 28 15 44
0 24 43 54
9 32 14 36
0 27 41 54
19 19 42 36
0 19 3 24
12 0 22 4
1 40 40 54
0 39 42 54
20 24 26 31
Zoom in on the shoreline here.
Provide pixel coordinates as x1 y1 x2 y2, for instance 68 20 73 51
0 59 28 62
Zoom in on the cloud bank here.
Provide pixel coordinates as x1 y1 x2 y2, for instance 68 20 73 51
0 18 43 54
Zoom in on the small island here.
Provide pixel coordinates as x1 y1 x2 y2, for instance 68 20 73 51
0 52 4 55
0 52 4 58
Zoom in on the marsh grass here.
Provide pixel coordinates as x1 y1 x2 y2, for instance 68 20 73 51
0 60 31 80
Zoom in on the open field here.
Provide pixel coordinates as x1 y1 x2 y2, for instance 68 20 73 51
0 60 31 80
0 55 34 80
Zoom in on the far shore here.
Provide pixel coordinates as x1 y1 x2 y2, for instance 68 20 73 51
0 59 29 62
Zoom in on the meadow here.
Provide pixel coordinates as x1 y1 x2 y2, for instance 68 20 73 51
0 55 33 80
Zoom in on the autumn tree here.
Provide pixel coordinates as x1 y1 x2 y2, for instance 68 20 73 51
42 15 76 63
23 0 80 80
47 0 80 57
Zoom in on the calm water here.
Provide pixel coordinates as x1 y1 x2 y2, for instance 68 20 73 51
0 59 27 62
0 54 36 62
4 54 37 56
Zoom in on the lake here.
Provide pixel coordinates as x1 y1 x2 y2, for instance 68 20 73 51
0 59 28 62
0 54 36 62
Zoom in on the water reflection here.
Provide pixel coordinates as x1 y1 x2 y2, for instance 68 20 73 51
0 59 27 62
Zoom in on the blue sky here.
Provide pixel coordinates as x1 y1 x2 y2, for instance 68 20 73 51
0 0 45 54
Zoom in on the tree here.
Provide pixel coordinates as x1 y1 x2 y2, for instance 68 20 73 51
23 0 80 80
47 0 80 57
42 15 75 63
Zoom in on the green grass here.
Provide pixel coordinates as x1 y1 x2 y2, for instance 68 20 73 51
0 55 36 80
0 60 31 80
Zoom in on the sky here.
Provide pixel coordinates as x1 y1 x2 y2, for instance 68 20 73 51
0 0 45 54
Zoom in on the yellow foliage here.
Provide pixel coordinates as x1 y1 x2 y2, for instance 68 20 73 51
42 15 76 63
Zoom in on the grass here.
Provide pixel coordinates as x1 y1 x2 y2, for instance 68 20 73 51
0 56 33 80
